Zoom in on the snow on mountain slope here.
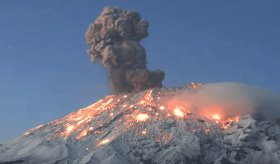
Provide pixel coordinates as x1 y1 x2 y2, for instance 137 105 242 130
0 83 279 164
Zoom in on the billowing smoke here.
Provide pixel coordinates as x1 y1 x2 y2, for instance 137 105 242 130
85 7 165 94
162 82 280 120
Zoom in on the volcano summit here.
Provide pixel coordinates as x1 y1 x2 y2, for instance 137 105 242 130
0 83 280 164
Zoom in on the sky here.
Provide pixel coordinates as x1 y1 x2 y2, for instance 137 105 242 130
0 0 280 142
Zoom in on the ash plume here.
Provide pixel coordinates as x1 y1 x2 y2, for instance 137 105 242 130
163 82 280 120
85 7 165 94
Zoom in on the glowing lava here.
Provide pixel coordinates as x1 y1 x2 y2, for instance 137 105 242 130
98 139 110 146
220 116 240 129
135 113 150 122
211 114 221 121
141 129 148 135
48 84 241 143
173 107 185 118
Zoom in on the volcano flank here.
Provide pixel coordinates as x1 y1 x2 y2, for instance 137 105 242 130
0 83 280 164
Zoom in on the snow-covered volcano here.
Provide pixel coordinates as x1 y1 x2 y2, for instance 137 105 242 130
0 83 279 164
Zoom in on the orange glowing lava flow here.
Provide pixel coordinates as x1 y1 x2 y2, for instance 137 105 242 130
54 95 120 139
141 90 154 105
50 85 241 142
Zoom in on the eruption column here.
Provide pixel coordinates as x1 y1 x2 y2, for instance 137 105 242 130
86 7 165 94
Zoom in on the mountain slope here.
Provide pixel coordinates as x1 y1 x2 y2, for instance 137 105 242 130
0 84 279 164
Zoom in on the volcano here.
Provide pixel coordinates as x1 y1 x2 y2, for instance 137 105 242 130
1 7 280 164
0 83 279 164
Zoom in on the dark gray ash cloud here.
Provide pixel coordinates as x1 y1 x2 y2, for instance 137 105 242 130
86 7 165 94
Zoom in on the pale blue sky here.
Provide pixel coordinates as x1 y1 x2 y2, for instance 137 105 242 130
0 0 280 142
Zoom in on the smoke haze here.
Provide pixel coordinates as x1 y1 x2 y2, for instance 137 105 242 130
86 7 165 94
163 82 280 120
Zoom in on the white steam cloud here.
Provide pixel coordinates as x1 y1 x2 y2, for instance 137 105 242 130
163 82 280 120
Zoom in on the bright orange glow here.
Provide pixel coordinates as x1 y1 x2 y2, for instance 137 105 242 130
141 129 147 135
98 139 110 146
200 106 224 122
50 87 241 141
139 100 145 104
173 107 185 117
229 116 240 122
220 116 240 129
103 98 114 106
135 113 149 122
54 95 120 139
211 114 221 121
66 125 75 132
139 90 154 106
165 99 190 116
159 106 165 110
